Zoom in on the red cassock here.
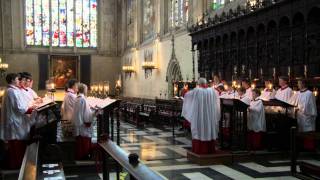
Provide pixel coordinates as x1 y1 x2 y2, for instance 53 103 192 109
247 131 264 150
192 139 216 154
75 136 92 160
182 87 220 155
7 140 27 169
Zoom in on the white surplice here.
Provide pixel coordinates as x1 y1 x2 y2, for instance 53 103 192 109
0 85 31 140
248 99 266 132
61 89 77 123
245 88 253 100
290 90 317 132
182 87 220 141
72 94 94 137
275 86 293 103
259 88 276 101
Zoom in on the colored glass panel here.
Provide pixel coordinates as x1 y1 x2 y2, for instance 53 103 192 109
75 0 83 47
67 0 74 46
51 0 59 46
59 0 67 46
25 0 97 48
25 0 34 45
34 0 42 45
42 0 50 46
89 0 97 47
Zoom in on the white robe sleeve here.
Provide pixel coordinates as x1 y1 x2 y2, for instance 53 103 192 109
73 97 94 137
304 93 317 117
248 100 266 132
181 90 195 123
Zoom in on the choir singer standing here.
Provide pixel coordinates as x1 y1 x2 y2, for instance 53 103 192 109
182 78 220 154
291 79 317 150
72 83 95 160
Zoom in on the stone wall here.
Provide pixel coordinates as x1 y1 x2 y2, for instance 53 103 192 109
121 0 246 98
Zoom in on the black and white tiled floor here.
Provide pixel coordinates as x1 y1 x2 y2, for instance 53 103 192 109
103 122 316 180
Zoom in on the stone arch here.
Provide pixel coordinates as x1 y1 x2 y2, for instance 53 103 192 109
166 58 182 98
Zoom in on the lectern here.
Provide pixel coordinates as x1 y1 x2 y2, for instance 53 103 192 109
220 98 249 150
262 99 296 150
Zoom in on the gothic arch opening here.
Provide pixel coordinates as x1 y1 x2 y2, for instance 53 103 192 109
166 59 182 98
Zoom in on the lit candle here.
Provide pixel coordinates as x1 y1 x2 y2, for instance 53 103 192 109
232 81 236 87
224 84 229 91
304 65 308 77
251 84 256 89
98 83 103 92
273 67 276 77
314 90 318 97
51 83 55 90
268 83 273 90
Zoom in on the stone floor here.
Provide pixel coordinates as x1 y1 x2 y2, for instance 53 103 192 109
94 121 318 180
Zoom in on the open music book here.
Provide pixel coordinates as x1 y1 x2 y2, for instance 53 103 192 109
87 97 117 109
34 97 55 111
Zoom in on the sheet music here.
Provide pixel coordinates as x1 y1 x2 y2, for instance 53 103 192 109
87 97 116 109
35 97 54 110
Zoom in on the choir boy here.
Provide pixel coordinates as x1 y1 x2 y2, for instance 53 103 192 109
61 79 78 124
259 79 276 101
212 74 222 88
275 76 293 103
60 79 78 139
248 89 266 150
72 83 95 159
23 72 40 102
0 73 36 169
182 78 220 154
291 79 317 151
241 79 252 100
237 87 251 105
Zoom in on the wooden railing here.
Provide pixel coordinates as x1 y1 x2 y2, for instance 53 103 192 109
290 127 320 180
18 142 65 180
99 140 164 180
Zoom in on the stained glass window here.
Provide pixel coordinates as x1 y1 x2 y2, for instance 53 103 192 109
210 0 225 11
170 0 189 28
25 0 97 48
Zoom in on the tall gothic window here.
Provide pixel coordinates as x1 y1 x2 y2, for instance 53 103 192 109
25 0 97 48
127 0 135 47
170 0 189 28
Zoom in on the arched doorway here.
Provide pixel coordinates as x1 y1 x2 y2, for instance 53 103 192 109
166 35 182 98
166 58 182 98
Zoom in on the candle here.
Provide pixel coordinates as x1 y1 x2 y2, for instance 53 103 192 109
224 84 229 91
304 65 308 77
232 81 237 87
104 82 110 94
268 83 273 90
98 83 103 92
251 84 256 89
273 67 276 77
314 90 318 97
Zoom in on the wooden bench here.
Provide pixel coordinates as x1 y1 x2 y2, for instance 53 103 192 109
99 140 164 180
138 104 156 127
